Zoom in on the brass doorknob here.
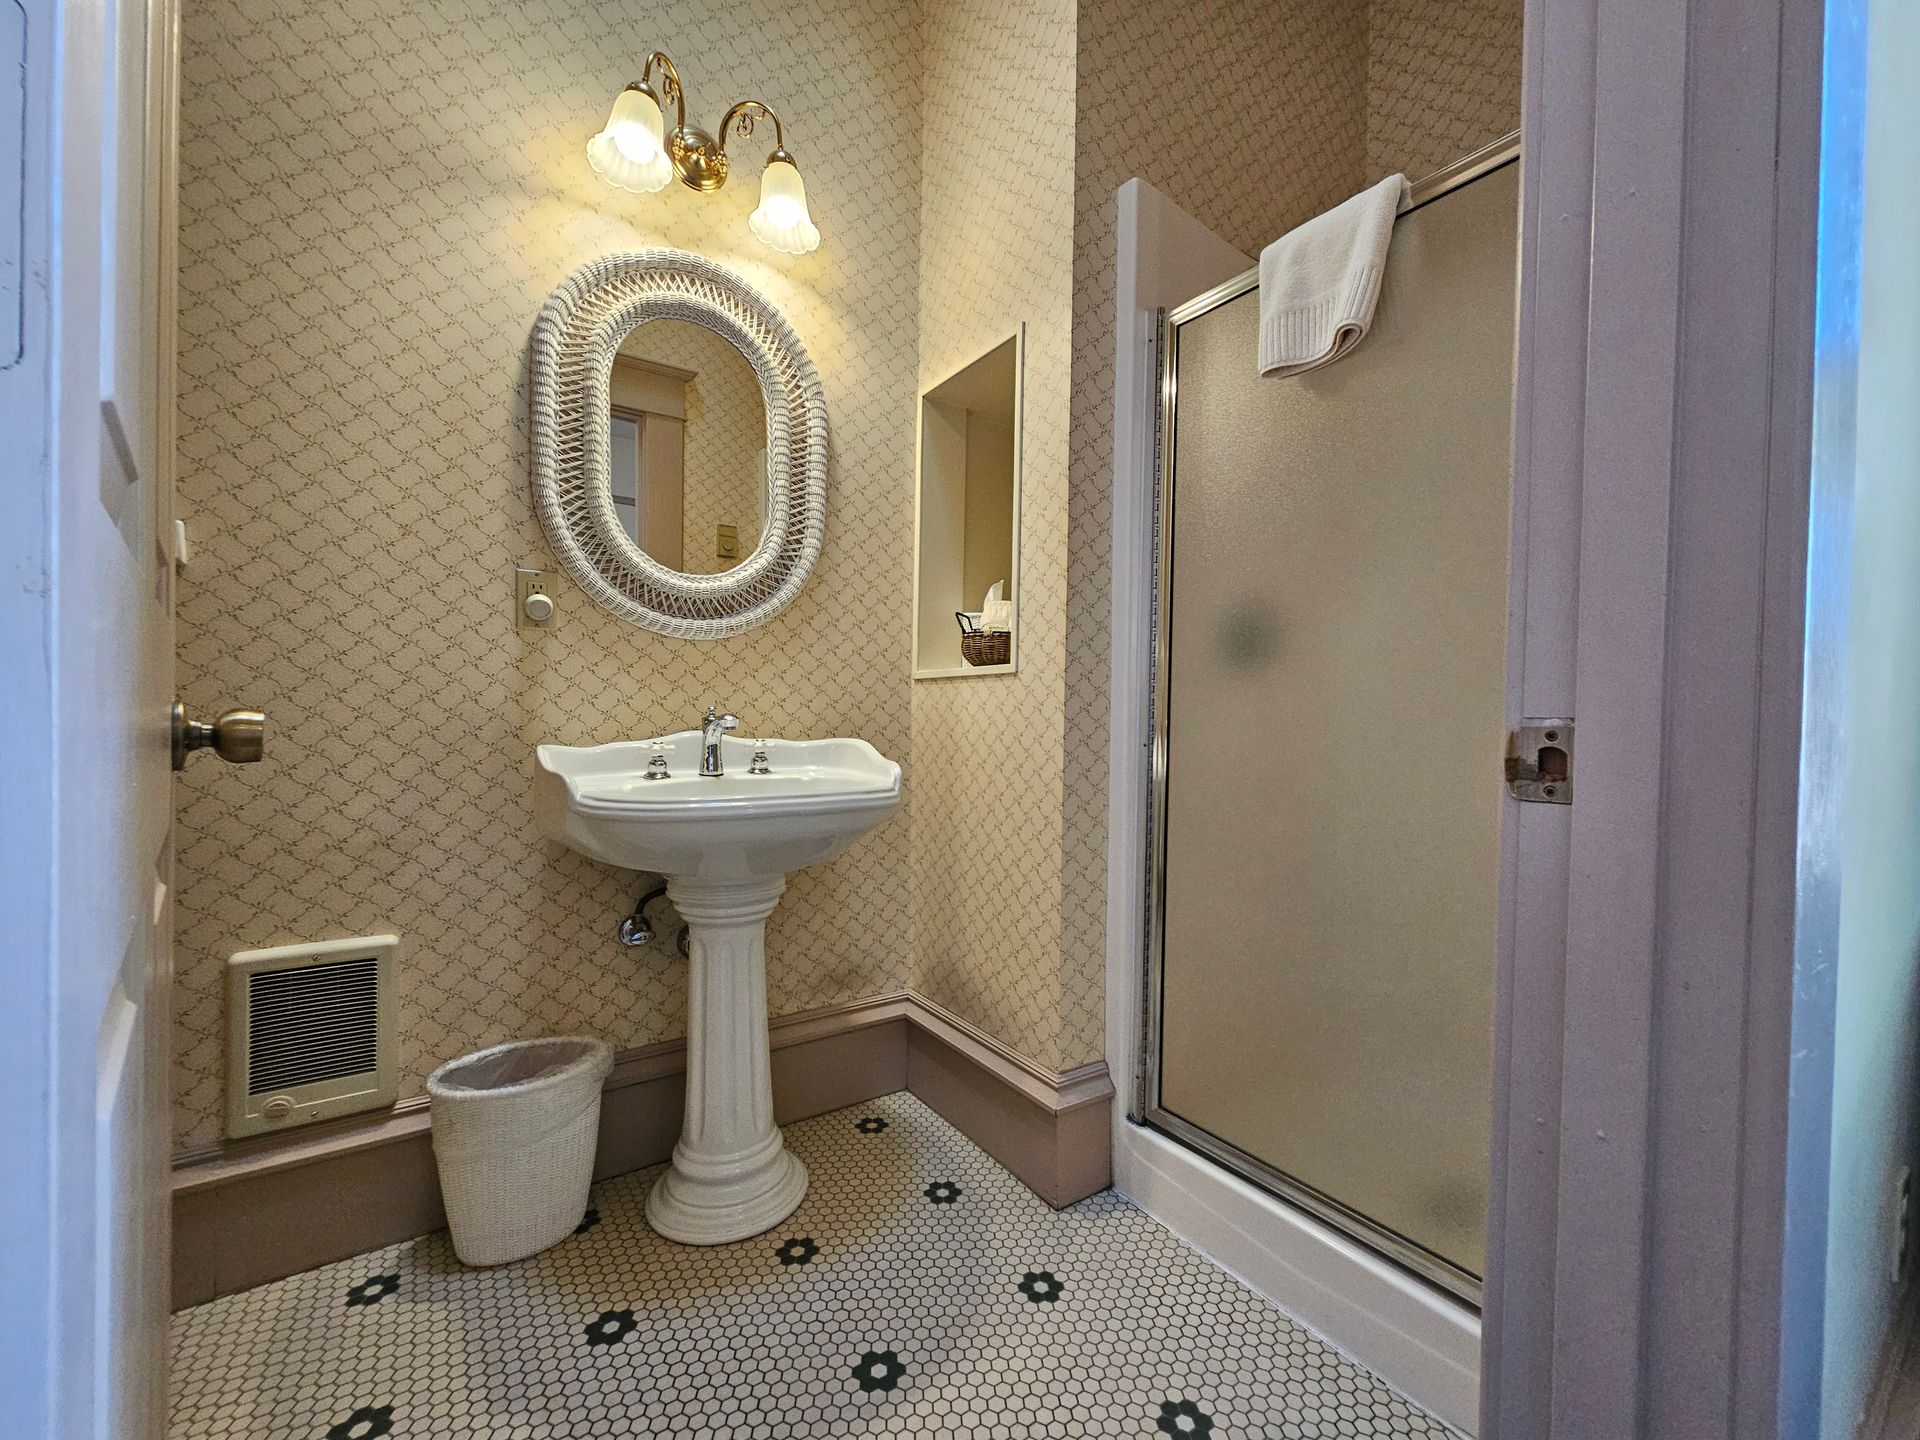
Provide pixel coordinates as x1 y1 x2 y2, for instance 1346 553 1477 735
171 702 267 771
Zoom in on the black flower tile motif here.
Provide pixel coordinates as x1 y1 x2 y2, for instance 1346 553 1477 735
854 1115 888 1134
583 1308 637 1347
775 1236 819 1267
170 1093 1454 1440
343 1274 398 1308
325 1405 393 1440
1017 1270 1063 1303
1157 1399 1215 1437
573 1207 600 1235
851 1349 906 1394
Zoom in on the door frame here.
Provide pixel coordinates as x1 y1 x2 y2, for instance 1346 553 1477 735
1479 0 1825 1433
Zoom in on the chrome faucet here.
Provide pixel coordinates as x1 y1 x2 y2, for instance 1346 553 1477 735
700 703 740 776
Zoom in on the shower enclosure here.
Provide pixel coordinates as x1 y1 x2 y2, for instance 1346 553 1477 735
1143 138 1520 1301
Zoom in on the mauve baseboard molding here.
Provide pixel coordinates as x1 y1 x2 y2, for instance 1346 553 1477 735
171 992 1113 1309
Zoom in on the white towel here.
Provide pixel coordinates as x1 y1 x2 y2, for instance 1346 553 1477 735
1258 174 1410 378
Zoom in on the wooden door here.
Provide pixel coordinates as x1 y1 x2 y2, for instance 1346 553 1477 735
0 0 180 1434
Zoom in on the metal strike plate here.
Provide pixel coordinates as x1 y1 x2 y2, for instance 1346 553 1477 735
1505 719 1573 804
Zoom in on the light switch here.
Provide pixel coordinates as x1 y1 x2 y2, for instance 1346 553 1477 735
715 524 740 562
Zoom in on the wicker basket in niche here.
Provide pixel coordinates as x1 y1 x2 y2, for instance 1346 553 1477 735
961 631 1011 666
955 612 1011 667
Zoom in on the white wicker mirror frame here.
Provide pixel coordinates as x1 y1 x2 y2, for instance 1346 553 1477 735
529 249 828 638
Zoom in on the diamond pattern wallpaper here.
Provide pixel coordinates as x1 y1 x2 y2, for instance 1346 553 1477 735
910 0 1077 1071
1368 0 1526 184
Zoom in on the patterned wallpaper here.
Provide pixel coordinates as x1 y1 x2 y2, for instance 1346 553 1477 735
616 321 768 575
1367 0 1525 183
909 0 1077 1071
172 0 922 1150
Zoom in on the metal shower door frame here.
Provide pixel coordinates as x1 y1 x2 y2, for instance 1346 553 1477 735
1137 133 1523 1307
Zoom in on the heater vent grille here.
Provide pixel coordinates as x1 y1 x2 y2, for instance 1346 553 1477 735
247 956 380 1094
226 935 398 1138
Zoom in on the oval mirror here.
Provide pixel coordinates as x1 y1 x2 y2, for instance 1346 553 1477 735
530 250 827 638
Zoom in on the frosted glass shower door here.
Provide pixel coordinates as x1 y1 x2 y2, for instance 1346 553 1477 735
1148 160 1518 1296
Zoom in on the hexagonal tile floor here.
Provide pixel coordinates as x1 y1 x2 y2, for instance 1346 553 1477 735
170 1091 1456 1438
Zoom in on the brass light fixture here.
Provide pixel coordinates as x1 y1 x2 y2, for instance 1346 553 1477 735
587 51 821 257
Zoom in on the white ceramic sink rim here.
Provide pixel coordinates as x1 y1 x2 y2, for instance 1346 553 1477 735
534 731 902 881
537 733 900 818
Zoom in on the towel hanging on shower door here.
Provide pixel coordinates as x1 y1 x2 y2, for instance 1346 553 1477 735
1257 172 1410 378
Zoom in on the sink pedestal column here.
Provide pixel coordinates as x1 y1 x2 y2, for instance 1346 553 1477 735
646 874 808 1244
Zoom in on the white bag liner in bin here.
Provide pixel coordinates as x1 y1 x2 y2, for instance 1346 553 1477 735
427 1035 613 1266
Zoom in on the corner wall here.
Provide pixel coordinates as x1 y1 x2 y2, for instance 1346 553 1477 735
914 0 1408 1076
909 0 1078 1070
910 0 1529 1078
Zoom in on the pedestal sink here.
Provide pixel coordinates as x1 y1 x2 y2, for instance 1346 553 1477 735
533 730 901 1244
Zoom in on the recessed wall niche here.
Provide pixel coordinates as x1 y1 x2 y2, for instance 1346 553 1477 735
912 330 1022 677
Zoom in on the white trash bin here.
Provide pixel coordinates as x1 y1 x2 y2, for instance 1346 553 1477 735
426 1036 613 1266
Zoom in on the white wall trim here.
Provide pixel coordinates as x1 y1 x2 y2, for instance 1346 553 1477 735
1101 176 1481 1435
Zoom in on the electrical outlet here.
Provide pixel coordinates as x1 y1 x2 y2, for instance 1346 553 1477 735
1895 1166 1912 1284
514 565 557 631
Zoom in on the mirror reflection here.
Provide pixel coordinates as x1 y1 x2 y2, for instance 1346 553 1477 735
608 319 767 574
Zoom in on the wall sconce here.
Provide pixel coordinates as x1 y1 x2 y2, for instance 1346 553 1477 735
587 51 821 257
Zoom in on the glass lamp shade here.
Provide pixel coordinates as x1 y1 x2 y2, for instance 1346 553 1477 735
748 158 821 256
587 86 672 194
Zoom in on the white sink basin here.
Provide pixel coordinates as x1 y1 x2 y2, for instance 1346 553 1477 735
534 732 901 880
532 727 901 1248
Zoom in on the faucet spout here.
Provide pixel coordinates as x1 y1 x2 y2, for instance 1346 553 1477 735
700 703 740 776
